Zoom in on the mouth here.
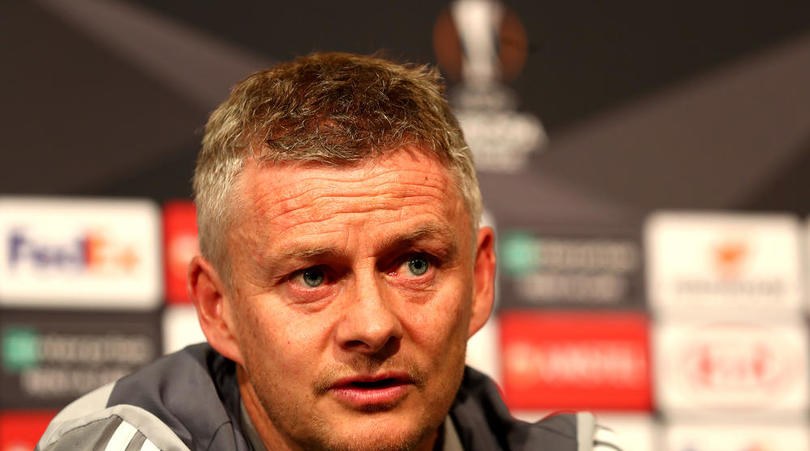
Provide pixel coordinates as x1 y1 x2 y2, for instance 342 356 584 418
329 373 414 410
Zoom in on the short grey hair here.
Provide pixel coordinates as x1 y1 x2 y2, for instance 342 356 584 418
193 52 482 280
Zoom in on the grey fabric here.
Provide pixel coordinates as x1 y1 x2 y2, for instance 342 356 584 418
40 404 190 451
106 344 250 451
37 383 116 451
92 416 123 451
124 431 147 451
450 367 582 450
45 382 116 431
40 416 121 451
442 416 464 451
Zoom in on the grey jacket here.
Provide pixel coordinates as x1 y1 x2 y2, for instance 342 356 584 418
36 343 620 451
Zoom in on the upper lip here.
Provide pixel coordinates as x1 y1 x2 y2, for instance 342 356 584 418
330 372 414 389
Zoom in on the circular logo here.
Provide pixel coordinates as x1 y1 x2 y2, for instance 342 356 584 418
433 1 528 82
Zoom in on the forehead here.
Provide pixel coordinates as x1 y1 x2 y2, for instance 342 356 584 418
234 149 468 240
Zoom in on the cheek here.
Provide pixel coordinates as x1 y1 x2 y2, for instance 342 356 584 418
235 298 326 372
403 285 471 352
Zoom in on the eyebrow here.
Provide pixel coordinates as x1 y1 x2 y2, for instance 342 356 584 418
378 224 458 258
279 223 458 262
281 246 341 261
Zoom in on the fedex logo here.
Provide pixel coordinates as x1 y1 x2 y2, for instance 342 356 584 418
7 228 138 274
0 196 160 308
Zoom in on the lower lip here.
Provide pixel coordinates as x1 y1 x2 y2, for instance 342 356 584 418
330 383 410 408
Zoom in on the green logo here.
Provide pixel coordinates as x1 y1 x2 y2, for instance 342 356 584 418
2 327 40 371
499 231 538 276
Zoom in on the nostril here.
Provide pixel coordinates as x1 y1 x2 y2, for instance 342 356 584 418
345 340 367 349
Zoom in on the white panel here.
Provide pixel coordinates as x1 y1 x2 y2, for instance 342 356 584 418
0 197 161 309
466 317 499 384
162 305 206 354
654 318 809 418
645 212 802 316
665 421 810 451
466 206 500 382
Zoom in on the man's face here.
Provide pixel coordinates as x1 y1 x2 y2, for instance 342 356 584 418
220 148 492 451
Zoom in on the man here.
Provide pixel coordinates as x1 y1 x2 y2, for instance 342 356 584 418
37 53 618 450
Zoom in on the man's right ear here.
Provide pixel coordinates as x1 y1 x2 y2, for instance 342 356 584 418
188 256 244 365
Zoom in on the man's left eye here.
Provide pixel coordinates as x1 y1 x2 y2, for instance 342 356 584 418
290 266 327 288
301 267 326 287
406 255 430 276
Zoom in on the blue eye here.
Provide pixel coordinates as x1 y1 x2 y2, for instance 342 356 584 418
301 267 325 287
406 256 430 276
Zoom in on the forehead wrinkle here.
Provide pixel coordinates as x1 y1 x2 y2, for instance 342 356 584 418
237 153 468 264
265 187 452 232
281 175 448 205
266 205 444 244
245 157 455 219
251 173 447 222
264 162 448 193
261 183 467 244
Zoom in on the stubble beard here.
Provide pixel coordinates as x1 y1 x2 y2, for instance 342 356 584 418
250 354 466 451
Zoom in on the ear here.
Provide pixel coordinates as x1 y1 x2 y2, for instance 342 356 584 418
468 226 496 338
188 255 244 365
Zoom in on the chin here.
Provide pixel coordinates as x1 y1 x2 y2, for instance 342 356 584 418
310 415 437 451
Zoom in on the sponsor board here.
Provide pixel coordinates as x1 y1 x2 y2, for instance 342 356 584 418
0 410 56 451
654 319 809 417
498 230 643 309
665 422 809 451
0 310 161 409
163 200 198 304
0 197 161 309
645 212 802 314
500 311 651 410
162 305 206 354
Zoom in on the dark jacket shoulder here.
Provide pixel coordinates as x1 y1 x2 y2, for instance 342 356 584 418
451 367 598 451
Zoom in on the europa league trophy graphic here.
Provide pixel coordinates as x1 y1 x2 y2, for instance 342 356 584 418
434 0 546 172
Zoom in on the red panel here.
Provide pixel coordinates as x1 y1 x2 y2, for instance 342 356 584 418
500 310 652 411
163 200 199 304
0 411 56 451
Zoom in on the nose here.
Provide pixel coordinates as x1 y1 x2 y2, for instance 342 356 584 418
335 271 403 356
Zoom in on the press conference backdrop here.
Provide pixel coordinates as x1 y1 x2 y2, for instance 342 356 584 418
3 1 810 450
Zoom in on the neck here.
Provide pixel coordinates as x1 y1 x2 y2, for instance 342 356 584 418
237 365 299 451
